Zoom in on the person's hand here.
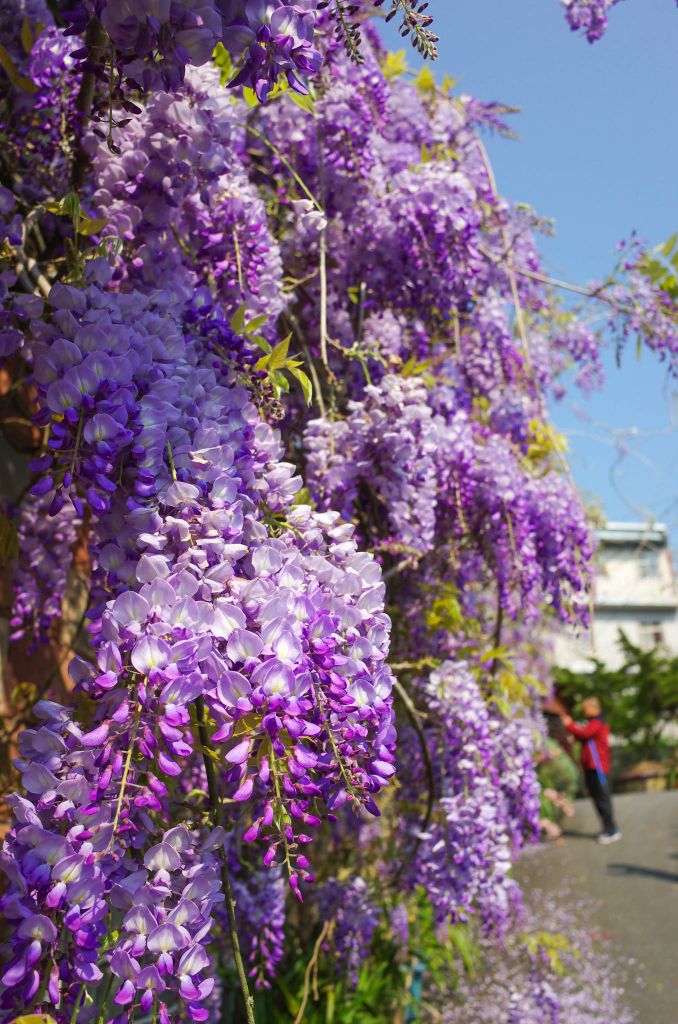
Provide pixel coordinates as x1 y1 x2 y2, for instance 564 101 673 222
561 714 573 727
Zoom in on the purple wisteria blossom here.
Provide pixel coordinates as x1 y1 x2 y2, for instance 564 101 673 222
10 491 81 649
561 0 622 42
399 662 527 931
0 5 669 1021
89 64 284 322
443 889 637 1023
1 268 395 1019
224 1 322 101
61 0 324 102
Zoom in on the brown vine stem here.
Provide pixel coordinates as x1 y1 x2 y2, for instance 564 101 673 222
293 919 332 1024
195 696 256 1024
237 121 322 211
72 18 107 189
389 676 436 889
319 221 329 372
392 678 434 831
301 340 327 419
478 243 608 300
13 249 51 296
316 136 330 374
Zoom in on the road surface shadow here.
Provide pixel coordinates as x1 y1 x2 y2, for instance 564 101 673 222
607 862 678 884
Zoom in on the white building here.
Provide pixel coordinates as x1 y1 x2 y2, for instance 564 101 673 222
553 522 678 672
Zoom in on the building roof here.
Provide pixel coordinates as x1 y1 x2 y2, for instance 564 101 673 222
598 522 668 546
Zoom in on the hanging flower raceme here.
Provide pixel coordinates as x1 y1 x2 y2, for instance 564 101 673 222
561 0 621 42
304 375 440 560
88 64 285 322
607 241 678 371
313 875 379 987
3 5 667 1019
61 0 324 105
400 662 522 933
1 697 224 1021
492 710 543 851
0 17 82 202
1 269 395 1017
232 859 286 988
10 490 81 649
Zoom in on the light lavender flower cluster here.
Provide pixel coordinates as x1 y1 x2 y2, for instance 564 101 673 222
561 0 621 42
401 662 526 932
89 64 284 322
0 5 670 1020
10 492 81 650
0 268 395 1019
305 375 440 558
443 888 637 1024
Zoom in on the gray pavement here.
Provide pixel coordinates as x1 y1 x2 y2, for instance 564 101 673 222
516 790 678 1024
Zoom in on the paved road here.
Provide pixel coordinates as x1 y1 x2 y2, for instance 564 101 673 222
516 790 678 1024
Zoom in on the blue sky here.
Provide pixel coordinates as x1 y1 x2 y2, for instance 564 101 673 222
382 1 678 542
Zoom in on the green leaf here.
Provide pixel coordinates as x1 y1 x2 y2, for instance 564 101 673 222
273 977 300 1015
16 74 37 92
10 1016 58 1024
267 333 291 370
229 303 246 334
326 985 336 1024
59 191 81 224
271 369 290 393
400 356 432 378
289 366 313 405
20 18 35 54
241 86 260 108
273 803 291 830
661 233 677 258
251 334 271 354
0 44 37 92
483 645 508 663
0 513 19 567
211 42 232 85
415 65 436 94
0 43 18 79
0 44 17 81
93 235 123 259
287 88 315 115
382 49 408 80
244 313 268 334
78 216 108 236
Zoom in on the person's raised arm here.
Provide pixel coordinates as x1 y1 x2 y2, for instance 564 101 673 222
562 715 603 741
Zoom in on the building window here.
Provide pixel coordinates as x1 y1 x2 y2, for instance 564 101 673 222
638 548 660 578
639 621 664 648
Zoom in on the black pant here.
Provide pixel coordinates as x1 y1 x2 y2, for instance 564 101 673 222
584 769 617 835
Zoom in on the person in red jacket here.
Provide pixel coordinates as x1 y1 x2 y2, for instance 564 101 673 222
562 697 621 844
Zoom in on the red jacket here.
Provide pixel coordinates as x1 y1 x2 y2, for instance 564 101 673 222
565 717 611 774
